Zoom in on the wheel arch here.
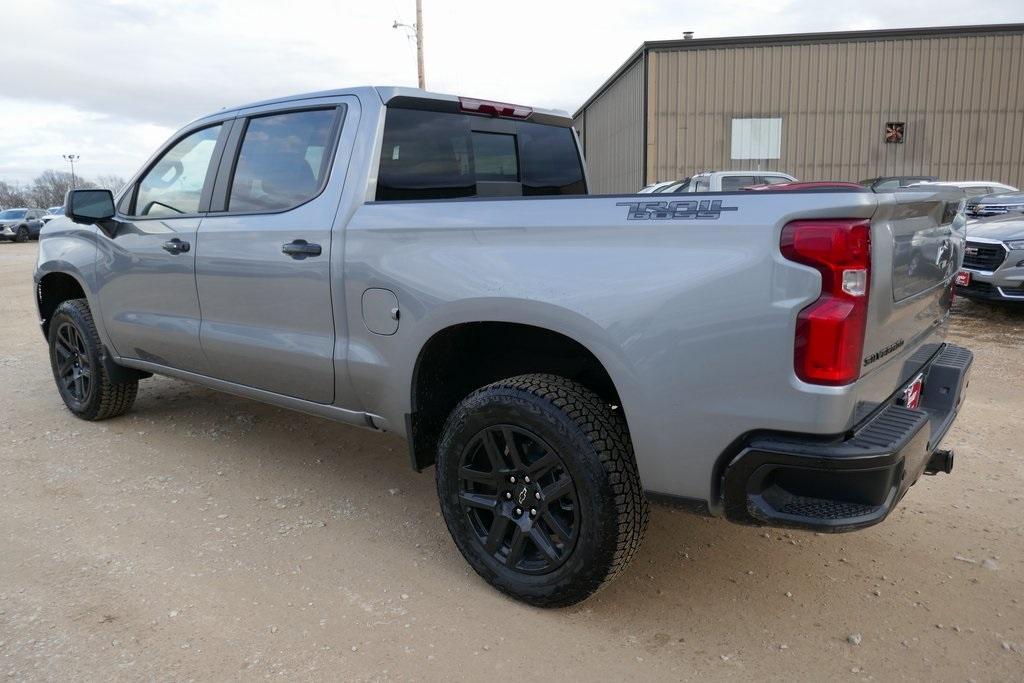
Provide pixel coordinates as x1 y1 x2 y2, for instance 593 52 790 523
36 270 90 340
405 311 636 472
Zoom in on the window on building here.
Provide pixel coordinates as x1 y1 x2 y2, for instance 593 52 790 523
731 118 782 160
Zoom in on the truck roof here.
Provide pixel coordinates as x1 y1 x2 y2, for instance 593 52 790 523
193 86 572 126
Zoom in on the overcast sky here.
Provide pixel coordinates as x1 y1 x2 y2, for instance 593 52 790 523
2 0 1022 183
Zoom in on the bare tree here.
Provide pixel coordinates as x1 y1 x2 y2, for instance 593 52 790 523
0 180 31 210
94 174 128 193
1 170 119 209
28 170 83 208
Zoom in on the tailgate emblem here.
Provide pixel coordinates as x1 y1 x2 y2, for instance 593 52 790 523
863 339 905 367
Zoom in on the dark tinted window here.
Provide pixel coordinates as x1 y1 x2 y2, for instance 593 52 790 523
376 107 585 201
517 121 586 196
229 109 337 212
720 175 758 191
135 125 222 217
472 132 518 181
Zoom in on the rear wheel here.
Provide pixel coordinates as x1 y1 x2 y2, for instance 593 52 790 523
14 226 28 243
436 374 648 607
48 299 137 420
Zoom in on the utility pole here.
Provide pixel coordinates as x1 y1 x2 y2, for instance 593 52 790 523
415 0 425 90
393 0 426 89
63 154 79 189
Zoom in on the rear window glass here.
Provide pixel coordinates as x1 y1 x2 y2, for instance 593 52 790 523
472 132 518 181
229 108 337 212
376 107 585 201
720 175 758 191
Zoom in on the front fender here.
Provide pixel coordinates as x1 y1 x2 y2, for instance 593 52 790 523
34 224 109 347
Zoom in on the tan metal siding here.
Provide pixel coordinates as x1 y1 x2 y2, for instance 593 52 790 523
645 32 1024 188
578 58 644 193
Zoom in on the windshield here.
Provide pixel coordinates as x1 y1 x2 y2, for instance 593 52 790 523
47 207 64 215
656 178 692 193
0 209 27 219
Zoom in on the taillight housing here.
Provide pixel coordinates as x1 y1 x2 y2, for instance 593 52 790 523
780 219 871 386
458 97 532 119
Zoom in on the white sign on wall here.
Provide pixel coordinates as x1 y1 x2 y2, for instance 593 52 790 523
731 118 782 160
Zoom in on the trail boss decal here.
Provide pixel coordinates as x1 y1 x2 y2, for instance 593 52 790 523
617 200 739 221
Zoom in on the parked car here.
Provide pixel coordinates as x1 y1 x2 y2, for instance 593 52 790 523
965 191 1024 219
37 86 972 607
0 208 45 242
41 206 65 225
860 175 938 192
650 170 796 193
637 180 677 194
954 214 1024 302
909 181 1017 198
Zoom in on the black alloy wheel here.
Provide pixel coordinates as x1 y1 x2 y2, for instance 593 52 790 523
53 321 92 405
436 374 648 607
458 424 579 574
47 298 138 420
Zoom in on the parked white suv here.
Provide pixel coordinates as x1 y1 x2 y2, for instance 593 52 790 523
643 170 796 194
909 180 1018 198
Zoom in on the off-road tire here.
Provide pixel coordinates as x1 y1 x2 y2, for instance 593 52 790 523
14 226 29 243
48 298 138 420
436 373 648 607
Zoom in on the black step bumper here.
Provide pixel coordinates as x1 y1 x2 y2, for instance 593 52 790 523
722 343 972 533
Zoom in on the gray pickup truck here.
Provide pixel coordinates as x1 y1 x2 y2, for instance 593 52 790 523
36 86 973 607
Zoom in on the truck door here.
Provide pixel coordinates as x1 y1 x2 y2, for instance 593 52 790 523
96 122 228 374
195 101 353 404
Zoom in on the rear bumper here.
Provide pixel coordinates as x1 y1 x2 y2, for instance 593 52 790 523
722 343 972 532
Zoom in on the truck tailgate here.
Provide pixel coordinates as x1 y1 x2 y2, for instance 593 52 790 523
861 187 964 380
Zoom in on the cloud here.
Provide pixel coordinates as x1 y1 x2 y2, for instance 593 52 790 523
1 0 1021 182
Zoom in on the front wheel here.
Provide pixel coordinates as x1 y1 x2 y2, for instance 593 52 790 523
14 227 28 243
48 299 138 420
436 374 648 607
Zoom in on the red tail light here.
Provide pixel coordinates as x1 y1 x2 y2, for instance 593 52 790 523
780 219 871 386
458 97 532 119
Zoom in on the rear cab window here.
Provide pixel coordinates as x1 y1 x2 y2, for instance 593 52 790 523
227 108 339 212
375 104 586 201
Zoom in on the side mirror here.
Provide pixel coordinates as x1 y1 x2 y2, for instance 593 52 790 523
65 189 115 225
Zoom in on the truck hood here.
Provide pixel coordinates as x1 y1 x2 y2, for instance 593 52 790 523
965 215 1024 241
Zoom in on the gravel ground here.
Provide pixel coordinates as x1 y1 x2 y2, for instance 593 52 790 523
1 240 1022 681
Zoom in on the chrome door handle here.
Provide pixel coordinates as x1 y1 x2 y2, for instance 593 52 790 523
162 238 190 255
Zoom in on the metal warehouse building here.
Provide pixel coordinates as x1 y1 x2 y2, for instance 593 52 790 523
572 24 1024 193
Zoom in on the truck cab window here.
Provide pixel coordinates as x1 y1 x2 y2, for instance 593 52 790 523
135 125 222 217
228 108 337 213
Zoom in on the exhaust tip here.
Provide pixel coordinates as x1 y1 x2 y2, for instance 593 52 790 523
925 449 954 475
